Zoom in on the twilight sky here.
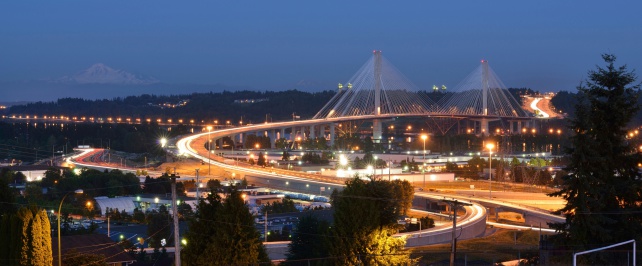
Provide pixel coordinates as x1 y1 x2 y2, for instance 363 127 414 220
1 1 641 101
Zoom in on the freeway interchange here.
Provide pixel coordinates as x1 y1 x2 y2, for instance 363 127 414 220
174 123 563 242
67 120 563 246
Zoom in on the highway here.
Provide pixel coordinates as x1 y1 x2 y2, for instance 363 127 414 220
530 98 550 118
176 126 565 238
68 146 490 246
66 122 563 247
180 122 565 218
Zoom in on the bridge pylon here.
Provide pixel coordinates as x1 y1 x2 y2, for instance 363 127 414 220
373 50 383 142
438 59 527 136
313 51 436 140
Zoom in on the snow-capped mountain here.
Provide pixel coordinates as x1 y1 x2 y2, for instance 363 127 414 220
57 63 159 85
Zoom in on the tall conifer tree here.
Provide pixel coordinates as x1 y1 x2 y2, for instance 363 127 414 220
0 206 52 266
549 54 642 262
182 186 269 265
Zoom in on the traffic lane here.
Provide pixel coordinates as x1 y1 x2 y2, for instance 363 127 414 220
243 174 341 195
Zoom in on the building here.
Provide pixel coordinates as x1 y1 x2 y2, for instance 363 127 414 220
52 234 136 266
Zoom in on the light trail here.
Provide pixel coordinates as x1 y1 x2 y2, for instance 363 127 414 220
177 131 490 241
530 97 550 118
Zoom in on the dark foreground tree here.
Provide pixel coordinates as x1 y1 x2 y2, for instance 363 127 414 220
0 175 16 216
182 186 269 265
329 176 416 265
283 214 331 266
146 205 172 249
548 54 642 263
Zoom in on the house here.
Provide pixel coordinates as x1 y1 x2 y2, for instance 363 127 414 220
52 234 136 266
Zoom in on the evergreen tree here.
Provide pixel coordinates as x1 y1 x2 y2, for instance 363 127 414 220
284 214 331 266
182 186 269 265
257 152 266 166
261 198 298 214
0 206 52 266
281 150 290 161
146 206 172 249
548 54 642 263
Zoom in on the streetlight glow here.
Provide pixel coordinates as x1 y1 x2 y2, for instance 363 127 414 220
160 138 167 147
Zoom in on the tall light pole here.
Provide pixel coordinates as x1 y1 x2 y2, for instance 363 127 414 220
170 174 181 266
58 189 83 266
421 135 428 187
195 168 200 199
207 126 213 175
486 143 495 199
374 156 378 178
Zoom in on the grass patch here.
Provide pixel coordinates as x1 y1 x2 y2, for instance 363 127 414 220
411 229 547 265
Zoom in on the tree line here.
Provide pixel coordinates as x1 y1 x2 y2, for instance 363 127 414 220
4 90 335 123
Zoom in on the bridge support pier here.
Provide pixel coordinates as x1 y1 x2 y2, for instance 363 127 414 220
270 130 276 149
309 124 316 139
373 119 382 143
480 119 489 136
329 123 335 148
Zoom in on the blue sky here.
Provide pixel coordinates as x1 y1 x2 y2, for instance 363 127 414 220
1 1 641 100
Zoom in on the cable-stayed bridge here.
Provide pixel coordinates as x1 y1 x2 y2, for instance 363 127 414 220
315 51 531 138
188 51 536 149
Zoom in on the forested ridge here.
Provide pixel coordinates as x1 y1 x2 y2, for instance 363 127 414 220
5 90 336 123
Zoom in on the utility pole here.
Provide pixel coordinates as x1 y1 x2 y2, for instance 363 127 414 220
442 199 472 266
264 210 268 242
170 173 181 266
195 169 200 199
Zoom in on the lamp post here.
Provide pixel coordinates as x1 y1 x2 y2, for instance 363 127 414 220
486 143 495 199
421 135 428 187
195 168 200 199
207 126 213 175
58 189 83 266
374 156 378 178
169 174 181 266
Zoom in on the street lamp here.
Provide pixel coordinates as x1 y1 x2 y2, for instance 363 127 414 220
160 138 167 148
486 143 495 199
58 189 83 266
207 126 213 175
339 154 348 168
374 156 378 178
421 135 428 187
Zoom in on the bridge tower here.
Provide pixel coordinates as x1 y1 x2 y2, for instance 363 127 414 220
480 60 490 135
372 50 383 142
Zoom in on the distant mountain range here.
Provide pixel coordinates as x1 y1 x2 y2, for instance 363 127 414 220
56 63 160 85
0 63 337 102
